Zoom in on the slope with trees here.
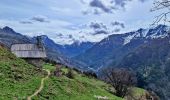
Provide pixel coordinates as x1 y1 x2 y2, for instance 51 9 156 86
117 36 170 99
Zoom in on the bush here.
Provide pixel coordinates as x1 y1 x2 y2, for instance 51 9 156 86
43 58 57 66
72 67 82 74
83 71 97 78
67 69 75 79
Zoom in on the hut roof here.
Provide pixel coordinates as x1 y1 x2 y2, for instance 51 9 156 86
11 44 47 58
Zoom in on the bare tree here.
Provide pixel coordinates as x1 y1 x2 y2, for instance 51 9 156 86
102 68 137 98
151 0 170 25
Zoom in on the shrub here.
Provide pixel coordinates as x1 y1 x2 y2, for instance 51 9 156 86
83 71 97 78
43 58 57 66
67 68 75 79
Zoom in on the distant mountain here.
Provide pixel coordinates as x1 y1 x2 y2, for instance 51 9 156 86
32 35 89 70
2 25 170 99
116 37 170 100
57 41 95 58
75 25 170 71
75 24 170 99
0 26 32 47
32 35 95 58
0 26 87 70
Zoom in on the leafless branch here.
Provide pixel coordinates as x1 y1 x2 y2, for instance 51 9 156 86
151 0 170 25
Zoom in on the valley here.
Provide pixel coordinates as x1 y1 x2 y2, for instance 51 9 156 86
0 25 170 99
1 0 170 99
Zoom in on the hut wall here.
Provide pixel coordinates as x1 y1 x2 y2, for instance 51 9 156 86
12 50 46 58
25 58 44 68
11 44 46 58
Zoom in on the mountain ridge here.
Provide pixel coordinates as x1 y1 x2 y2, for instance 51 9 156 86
36 35 95 58
75 24 170 71
0 26 89 70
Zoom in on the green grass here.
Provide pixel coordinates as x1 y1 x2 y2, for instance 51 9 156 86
34 76 122 100
38 64 148 100
0 46 45 99
131 87 146 98
43 63 56 72
0 46 148 100
32 64 123 100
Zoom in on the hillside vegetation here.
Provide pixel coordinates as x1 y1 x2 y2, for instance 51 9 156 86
0 45 147 100
33 64 148 100
119 37 170 99
0 45 45 99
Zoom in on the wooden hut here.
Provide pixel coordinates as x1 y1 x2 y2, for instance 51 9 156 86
11 36 47 67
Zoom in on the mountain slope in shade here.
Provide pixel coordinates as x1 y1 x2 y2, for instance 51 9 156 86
36 35 95 58
75 25 170 71
32 35 91 70
115 37 170 100
0 26 32 47
58 41 95 58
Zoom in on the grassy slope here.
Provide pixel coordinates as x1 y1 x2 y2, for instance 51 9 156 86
34 64 146 100
0 46 146 100
0 46 45 100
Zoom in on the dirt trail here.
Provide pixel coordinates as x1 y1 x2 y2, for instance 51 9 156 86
27 69 50 100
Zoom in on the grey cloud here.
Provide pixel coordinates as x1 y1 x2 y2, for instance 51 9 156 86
56 33 63 37
138 0 148 2
80 36 85 38
89 22 109 35
82 10 89 15
113 28 121 32
68 34 73 38
19 21 33 24
90 0 114 13
111 21 125 28
31 15 50 23
81 0 149 14
82 9 101 15
111 0 132 8
93 30 109 35
90 22 107 30
88 21 126 35
93 9 101 15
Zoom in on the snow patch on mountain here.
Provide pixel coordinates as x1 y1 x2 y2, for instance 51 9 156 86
123 25 170 45
149 33 168 39
123 33 136 45
141 29 149 37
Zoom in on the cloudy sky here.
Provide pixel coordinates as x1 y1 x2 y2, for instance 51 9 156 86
0 0 167 45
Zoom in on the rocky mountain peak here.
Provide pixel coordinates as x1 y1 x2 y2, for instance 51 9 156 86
2 26 15 33
123 24 170 45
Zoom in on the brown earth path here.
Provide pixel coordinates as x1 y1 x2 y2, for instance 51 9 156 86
27 69 50 100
